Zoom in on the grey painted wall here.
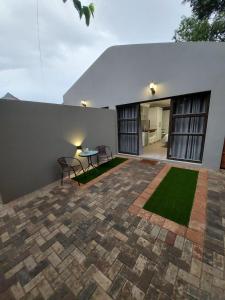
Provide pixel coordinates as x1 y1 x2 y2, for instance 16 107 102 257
0 100 117 203
63 42 225 170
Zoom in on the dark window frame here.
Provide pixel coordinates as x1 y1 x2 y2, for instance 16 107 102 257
167 92 210 163
117 104 140 155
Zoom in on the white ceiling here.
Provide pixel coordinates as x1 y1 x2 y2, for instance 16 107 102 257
141 98 171 108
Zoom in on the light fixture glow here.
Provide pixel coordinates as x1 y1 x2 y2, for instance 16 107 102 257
75 145 83 155
149 82 156 95
81 100 87 107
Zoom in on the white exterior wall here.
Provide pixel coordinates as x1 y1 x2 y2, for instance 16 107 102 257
64 42 225 170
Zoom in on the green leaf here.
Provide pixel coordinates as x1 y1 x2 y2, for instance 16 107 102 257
73 0 83 19
63 0 94 26
89 3 95 17
83 6 91 26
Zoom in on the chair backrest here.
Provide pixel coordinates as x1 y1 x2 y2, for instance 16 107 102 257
57 157 68 169
96 145 107 155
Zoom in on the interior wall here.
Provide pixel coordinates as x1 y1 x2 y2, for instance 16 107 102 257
0 100 117 203
162 110 170 134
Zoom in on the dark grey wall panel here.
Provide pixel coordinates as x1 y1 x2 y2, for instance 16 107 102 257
0 100 117 203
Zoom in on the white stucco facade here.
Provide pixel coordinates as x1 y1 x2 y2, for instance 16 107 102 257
63 42 225 170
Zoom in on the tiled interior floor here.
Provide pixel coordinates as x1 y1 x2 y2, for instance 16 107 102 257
0 160 225 299
142 141 167 160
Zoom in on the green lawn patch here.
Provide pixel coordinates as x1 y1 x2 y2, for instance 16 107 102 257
73 157 127 184
143 167 199 226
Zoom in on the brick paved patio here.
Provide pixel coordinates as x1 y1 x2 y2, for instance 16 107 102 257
0 159 225 299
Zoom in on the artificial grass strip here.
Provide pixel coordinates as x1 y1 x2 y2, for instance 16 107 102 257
143 167 199 226
73 157 127 184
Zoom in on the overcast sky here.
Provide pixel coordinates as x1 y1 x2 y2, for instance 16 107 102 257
0 0 191 103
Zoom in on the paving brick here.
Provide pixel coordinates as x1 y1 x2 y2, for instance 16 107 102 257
212 277 225 290
174 235 184 250
137 237 150 248
152 239 164 256
5 262 24 279
133 254 148 276
65 274 83 296
51 241 64 255
78 280 97 300
108 259 123 281
181 239 193 265
106 247 120 265
137 264 154 293
178 269 200 288
190 258 202 278
108 274 126 299
165 263 178 285
202 262 223 279
91 287 113 300
150 225 160 240
111 229 128 242
165 231 176 246
200 271 213 293
48 251 61 267
0 160 224 299
23 272 44 293
38 278 54 300
158 228 168 242
10 282 25 300
119 280 145 300
92 266 112 291
213 251 224 271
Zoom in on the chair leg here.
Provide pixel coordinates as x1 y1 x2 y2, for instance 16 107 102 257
75 170 80 186
61 171 64 185
73 168 80 186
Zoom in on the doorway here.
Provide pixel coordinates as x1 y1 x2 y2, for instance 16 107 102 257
117 91 210 163
141 99 170 160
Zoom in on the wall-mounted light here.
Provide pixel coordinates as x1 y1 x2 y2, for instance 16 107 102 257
81 100 87 107
149 82 156 95
76 145 83 155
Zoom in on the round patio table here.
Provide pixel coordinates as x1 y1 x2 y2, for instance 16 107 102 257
79 150 98 171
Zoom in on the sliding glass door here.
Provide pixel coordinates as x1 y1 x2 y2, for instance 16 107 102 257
168 92 210 163
117 104 140 155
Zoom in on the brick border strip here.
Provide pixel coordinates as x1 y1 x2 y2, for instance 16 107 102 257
128 163 208 247
79 157 133 190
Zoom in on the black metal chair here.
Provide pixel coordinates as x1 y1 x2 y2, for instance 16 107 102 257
57 157 84 185
95 145 113 165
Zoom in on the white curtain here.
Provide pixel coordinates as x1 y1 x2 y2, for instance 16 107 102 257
118 105 139 154
170 95 207 161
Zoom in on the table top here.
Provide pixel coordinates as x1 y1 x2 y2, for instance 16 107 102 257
79 150 98 157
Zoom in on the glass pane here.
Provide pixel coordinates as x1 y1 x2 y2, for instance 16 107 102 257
170 135 188 159
191 95 207 113
186 135 202 161
173 94 207 115
173 97 191 114
119 134 138 154
170 135 202 161
119 120 137 133
173 117 189 133
172 116 205 134
189 116 205 133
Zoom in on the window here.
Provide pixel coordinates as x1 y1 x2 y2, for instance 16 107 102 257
168 92 210 162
